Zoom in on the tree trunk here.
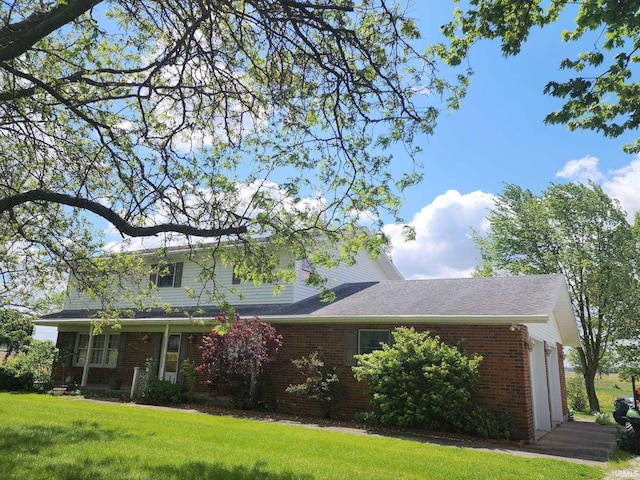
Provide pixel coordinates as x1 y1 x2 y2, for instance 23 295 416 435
583 369 601 413
249 366 257 408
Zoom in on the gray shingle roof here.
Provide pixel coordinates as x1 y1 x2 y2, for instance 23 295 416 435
41 274 566 319
303 274 566 318
38 274 579 346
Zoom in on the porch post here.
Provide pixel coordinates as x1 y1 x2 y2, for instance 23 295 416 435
80 325 94 387
158 323 170 380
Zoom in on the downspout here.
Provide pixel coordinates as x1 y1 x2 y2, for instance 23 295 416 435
80 325 94 387
158 323 170 380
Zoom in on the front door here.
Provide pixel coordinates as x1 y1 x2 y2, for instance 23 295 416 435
163 334 181 383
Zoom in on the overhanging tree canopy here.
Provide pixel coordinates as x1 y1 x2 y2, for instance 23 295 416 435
0 1 461 314
436 0 640 153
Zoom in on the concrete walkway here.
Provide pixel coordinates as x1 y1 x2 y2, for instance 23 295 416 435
520 419 619 465
407 418 619 467
272 416 619 466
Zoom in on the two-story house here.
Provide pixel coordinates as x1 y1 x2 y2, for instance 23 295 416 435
36 243 580 443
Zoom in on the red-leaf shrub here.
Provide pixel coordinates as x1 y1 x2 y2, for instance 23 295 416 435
197 314 282 408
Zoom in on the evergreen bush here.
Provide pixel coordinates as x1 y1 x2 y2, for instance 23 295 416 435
144 379 188 404
566 377 588 412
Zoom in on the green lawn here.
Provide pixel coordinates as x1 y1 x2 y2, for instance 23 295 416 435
0 394 603 480
592 374 634 412
566 371 634 418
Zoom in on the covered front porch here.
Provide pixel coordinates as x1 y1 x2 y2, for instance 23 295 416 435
48 319 209 392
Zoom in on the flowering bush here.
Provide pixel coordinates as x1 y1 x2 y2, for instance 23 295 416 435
197 314 282 409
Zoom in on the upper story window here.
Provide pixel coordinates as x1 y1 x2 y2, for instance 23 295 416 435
300 258 312 282
150 262 183 288
73 333 120 367
231 265 272 285
232 268 242 285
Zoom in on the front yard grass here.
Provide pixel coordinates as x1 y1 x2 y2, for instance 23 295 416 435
0 393 603 480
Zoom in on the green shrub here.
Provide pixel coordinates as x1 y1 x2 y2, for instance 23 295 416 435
144 380 187 404
458 408 513 440
180 358 196 399
16 340 57 390
594 412 612 425
0 362 34 391
566 377 588 412
352 327 482 431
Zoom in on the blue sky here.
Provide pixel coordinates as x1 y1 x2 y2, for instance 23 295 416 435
34 3 640 341
382 3 640 280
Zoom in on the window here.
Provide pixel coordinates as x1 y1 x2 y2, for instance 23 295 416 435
73 334 120 367
358 330 391 355
74 334 89 365
231 265 272 285
344 329 391 366
300 258 312 282
150 262 183 288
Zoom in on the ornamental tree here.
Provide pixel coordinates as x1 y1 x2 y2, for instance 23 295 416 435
0 1 461 316
286 351 341 418
197 314 282 408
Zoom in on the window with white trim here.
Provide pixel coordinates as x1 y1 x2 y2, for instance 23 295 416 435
231 268 242 285
73 334 120 367
150 262 183 288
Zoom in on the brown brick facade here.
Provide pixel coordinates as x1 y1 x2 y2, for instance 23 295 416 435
265 323 534 440
56 323 567 442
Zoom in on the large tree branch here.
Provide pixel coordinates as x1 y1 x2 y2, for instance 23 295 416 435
0 0 103 62
0 189 247 238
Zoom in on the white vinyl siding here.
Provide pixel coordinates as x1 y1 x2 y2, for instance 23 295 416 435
64 255 296 310
62 248 400 310
293 251 400 302
526 314 563 347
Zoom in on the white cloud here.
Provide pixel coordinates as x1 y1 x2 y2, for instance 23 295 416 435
384 190 494 279
555 155 640 221
602 158 640 220
555 156 604 184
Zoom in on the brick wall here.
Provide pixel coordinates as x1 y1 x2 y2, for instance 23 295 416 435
266 322 534 441
56 323 547 441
